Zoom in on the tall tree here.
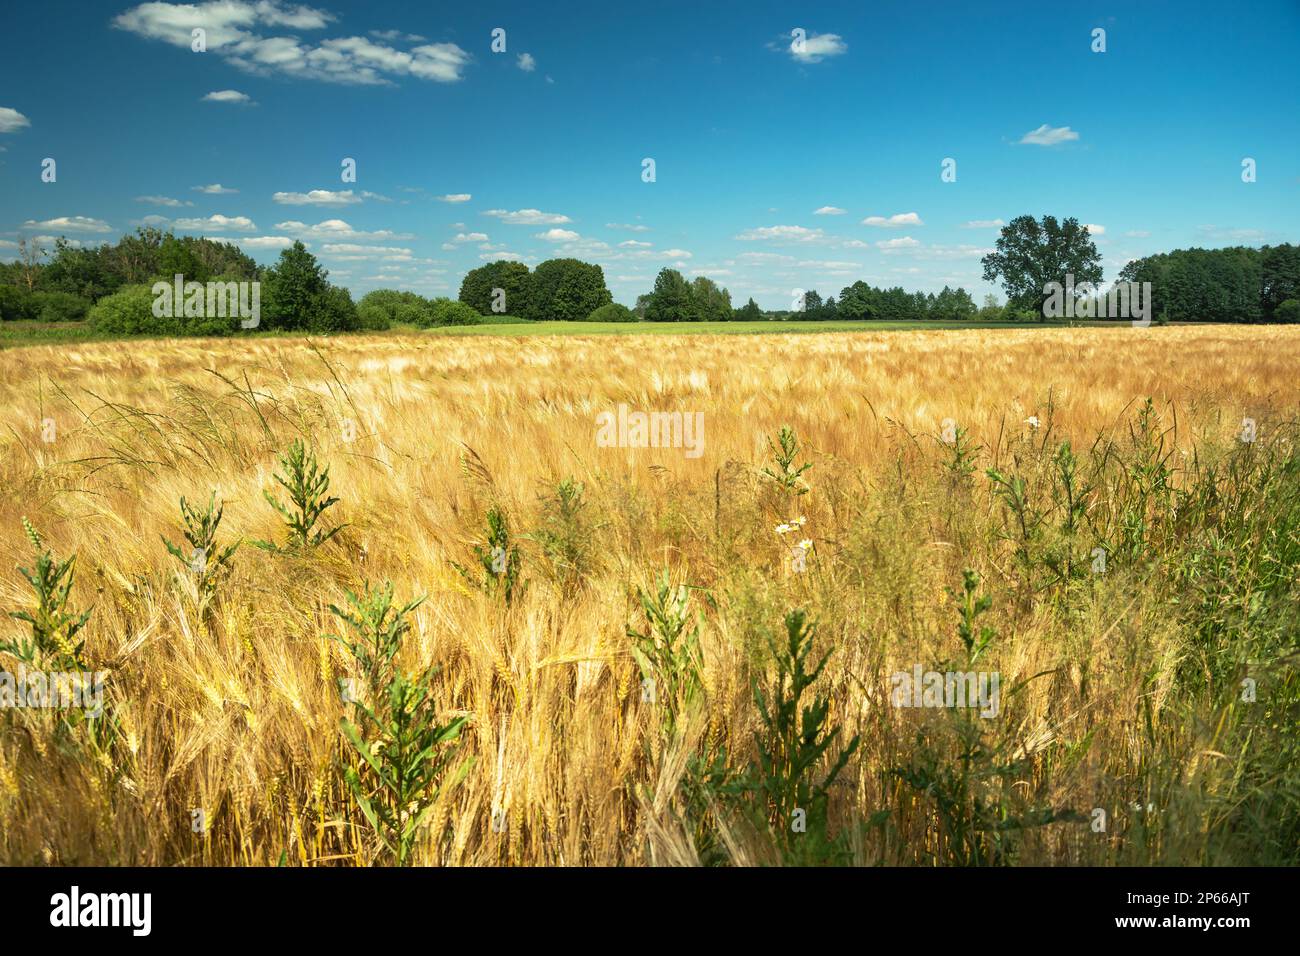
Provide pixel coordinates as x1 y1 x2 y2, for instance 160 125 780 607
981 215 1102 318
645 268 694 321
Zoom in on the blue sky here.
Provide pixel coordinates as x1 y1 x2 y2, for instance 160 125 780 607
1 0 1297 308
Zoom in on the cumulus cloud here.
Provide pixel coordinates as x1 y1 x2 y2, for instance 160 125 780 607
862 212 923 227
1018 124 1079 146
272 189 363 206
22 216 111 233
193 183 238 194
734 225 825 243
483 208 571 225
517 53 535 72
0 107 31 132
237 236 294 250
781 30 847 63
135 195 193 207
813 206 845 216
480 251 523 261
321 243 413 256
876 236 921 251
172 214 258 232
274 218 416 241
202 89 254 104
369 29 426 43
115 2 470 86
536 228 579 241
436 193 471 203
1083 223 1106 235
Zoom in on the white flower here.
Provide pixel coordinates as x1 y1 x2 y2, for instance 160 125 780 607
794 516 807 526
1025 416 1041 430
775 523 794 535
797 539 813 551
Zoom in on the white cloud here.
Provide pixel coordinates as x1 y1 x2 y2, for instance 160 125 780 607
202 89 253 104
814 206 845 216
862 212 923 227
193 183 238 194
536 228 579 241
876 236 921 251
517 53 536 72
321 243 412 256
21 216 111 233
480 251 523 261
436 193 471 203
369 29 426 43
607 222 650 232
784 31 847 63
172 214 258 232
135 195 193 207
734 225 824 243
273 189 362 206
618 240 652 248
274 218 416 241
0 107 32 132
452 232 489 242
1018 124 1079 146
737 252 795 263
962 219 1005 229
1083 224 1106 235
237 236 294 250
483 208 572 225
114 2 470 86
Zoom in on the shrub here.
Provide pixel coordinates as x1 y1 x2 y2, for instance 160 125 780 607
428 298 481 327
393 299 437 328
308 285 360 333
356 302 391 331
586 302 636 323
87 282 242 337
0 285 36 321
358 290 427 328
31 291 89 322
88 284 179 336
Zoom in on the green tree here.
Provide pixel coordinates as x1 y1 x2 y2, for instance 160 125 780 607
524 258 611 321
690 276 733 321
737 297 763 321
1262 244 1300 320
459 260 531 317
263 241 357 332
645 268 694 322
981 215 1103 318
837 280 876 320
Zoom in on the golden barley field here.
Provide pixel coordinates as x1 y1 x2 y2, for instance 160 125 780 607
1 324 1298 866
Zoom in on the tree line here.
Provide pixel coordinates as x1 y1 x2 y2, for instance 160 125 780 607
1119 244 1300 323
4 219 1296 333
